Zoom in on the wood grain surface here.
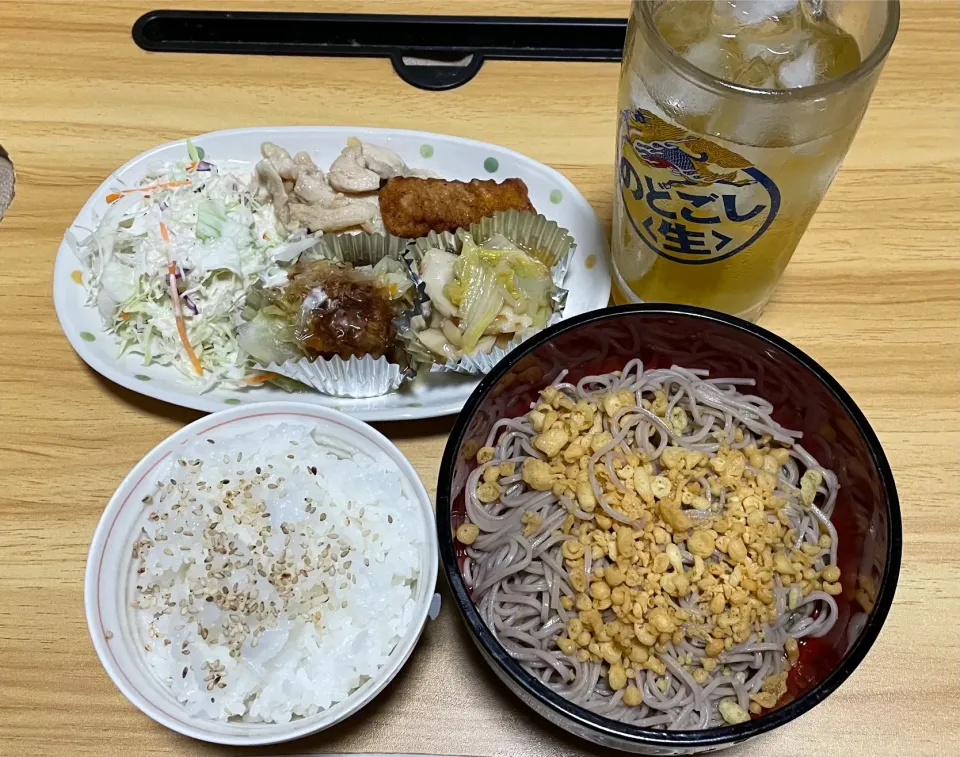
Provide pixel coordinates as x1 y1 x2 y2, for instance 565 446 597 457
1 1 957 755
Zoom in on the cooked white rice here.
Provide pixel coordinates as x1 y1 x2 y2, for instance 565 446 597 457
130 422 424 722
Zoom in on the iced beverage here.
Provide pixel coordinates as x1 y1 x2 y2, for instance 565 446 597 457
613 0 899 320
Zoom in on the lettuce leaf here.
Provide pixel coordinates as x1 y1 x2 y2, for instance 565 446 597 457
196 200 228 242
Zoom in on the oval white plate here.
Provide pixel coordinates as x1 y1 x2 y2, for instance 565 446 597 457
53 127 610 422
85 402 439 745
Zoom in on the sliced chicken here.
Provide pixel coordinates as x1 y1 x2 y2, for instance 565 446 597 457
361 142 407 179
404 167 441 180
287 202 378 234
294 171 337 205
261 142 299 181
255 158 288 213
350 194 385 234
293 151 319 174
328 140 381 193
253 139 416 236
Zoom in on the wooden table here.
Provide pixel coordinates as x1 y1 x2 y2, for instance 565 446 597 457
1 1 957 755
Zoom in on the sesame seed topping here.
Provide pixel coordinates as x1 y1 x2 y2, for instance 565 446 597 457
127 423 422 723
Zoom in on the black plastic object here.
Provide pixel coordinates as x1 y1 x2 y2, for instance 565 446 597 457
436 304 901 754
132 10 627 91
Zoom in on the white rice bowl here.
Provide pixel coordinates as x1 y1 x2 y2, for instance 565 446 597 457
85 403 438 745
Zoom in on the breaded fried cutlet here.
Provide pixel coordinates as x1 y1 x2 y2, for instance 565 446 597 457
379 177 537 238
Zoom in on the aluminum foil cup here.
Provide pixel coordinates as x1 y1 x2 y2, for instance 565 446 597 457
401 211 574 376
257 231 417 397
262 355 413 399
302 230 410 267
467 209 574 288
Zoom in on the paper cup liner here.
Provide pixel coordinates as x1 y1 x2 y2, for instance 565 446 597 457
262 231 418 395
261 354 413 399
401 211 573 376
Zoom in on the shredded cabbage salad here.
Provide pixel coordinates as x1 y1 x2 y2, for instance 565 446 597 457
70 144 316 389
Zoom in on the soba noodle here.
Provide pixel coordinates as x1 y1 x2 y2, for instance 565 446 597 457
460 360 840 730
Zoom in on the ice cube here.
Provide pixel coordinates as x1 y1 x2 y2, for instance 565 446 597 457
638 64 720 120
813 26 863 80
655 0 714 50
683 39 741 81
713 0 800 31
742 29 812 63
778 44 819 88
734 55 778 87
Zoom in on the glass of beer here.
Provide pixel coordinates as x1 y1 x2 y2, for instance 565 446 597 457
613 0 899 321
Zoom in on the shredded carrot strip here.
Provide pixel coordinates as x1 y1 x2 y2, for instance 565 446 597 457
160 222 203 376
106 180 192 204
244 372 281 385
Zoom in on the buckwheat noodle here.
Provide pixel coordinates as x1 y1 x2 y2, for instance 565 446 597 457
463 360 840 730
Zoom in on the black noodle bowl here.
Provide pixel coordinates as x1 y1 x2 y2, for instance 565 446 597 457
437 305 901 755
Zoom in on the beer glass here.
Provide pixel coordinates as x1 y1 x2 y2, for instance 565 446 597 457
613 0 900 321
